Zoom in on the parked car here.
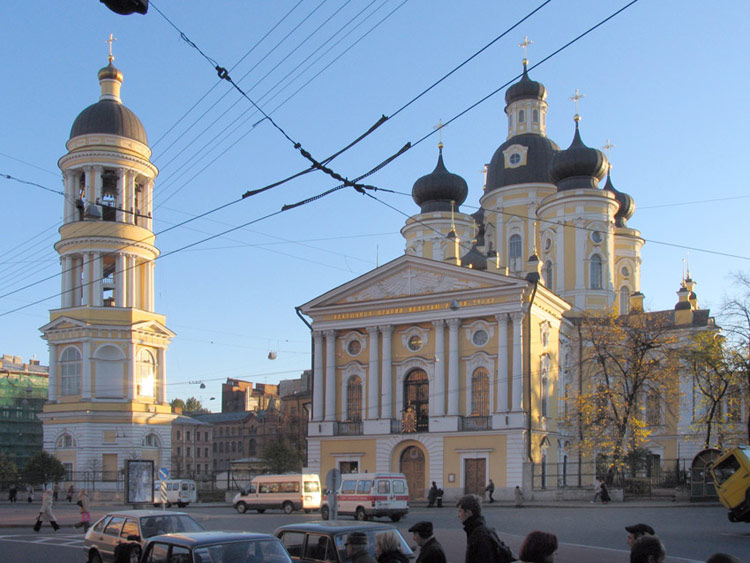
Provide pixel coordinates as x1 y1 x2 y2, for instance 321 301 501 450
153 479 198 508
274 521 415 563
83 509 204 563
320 473 408 521
233 473 322 514
138 531 293 563
711 446 750 522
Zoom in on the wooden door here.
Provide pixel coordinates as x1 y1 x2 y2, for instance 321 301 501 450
400 446 425 500
464 458 486 496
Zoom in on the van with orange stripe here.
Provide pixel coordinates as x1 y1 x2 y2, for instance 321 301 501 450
321 473 409 522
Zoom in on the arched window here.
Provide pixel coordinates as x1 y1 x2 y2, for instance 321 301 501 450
137 349 156 397
646 389 661 425
94 345 124 398
404 369 429 432
248 439 256 456
57 433 76 448
540 355 551 418
509 234 522 271
346 375 362 422
518 110 525 123
142 433 160 447
532 109 539 122
620 286 630 314
544 261 553 289
60 347 82 396
471 368 489 416
590 254 603 290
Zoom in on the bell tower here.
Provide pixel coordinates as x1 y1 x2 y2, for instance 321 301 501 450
40 53 175 487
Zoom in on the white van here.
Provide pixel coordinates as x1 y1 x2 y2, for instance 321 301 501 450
321 472 409 521
233 473 322 514
153 479 197 507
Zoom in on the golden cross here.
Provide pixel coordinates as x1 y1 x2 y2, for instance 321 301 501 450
602 139 616 160
106 33 117 63
518 36 533 65
569 88 585 122
433 118 445 149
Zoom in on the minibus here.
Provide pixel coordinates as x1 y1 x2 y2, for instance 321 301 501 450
233 473 322 514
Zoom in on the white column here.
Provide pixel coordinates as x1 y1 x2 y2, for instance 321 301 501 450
93 165 103 205
145 179 154 231
116 171 125 222
431 320 445 416
496 313 509 412
127 256 137 308
128 342 137 400
81 341 91 399
84 166 94 204
92 252 103 306
63 171 74 223
47 344 57 402
72 256 82 307
312 332 324 422
575 218 585 290
379 325 393 419
157 348 167 404
146 261 155 311
81 253 91 306
125 170 135 225
510 311 524 410
324 330 336 421
61 256 72 308
447 318 460 416
115 254 126 307
366 326 379 420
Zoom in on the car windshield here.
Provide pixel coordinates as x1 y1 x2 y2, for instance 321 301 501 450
139 514 204 538
193 539 292 563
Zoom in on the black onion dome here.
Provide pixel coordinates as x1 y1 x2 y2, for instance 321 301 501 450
486 134 559 190
461 243 487 270
550 122 608 191
69 64 148 145
603 171 635 227
505 64 546 105
412 147 468 213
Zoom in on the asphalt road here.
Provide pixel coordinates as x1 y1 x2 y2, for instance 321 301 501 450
0 503 747 562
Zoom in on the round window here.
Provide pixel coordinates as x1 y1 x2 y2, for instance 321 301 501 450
509 153 521 165
544 238 552 251
408 335 423 351
591 230 603 243
621 266 630 277
347 339 361 355
473 329 489 346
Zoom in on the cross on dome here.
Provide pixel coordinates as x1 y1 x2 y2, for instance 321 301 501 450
602 139 616 161
106 33 117 63
433 118 445 149
518 36 533 66
569 88 585 122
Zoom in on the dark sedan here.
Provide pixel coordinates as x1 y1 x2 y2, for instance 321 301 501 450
274 521 414 563
138 531 293 563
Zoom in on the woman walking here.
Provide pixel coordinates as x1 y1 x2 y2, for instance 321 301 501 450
74 489 91 532
34 488 60 532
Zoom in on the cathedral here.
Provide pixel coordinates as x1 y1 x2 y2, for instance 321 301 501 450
300 55 718 500
39 54 175 487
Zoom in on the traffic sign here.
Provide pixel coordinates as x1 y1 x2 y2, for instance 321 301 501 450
158 467 169 480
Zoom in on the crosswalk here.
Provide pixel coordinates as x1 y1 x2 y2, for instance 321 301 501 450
0 532 85 549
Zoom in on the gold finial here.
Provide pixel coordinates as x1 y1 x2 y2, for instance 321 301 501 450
569 88 585 122
106 33 117 64
602 139 616 161
433 118 445 149
518 36 533 66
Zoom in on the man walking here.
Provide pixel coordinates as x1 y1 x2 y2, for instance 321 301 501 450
346 531 376 563
485 479 495 503
456 494 513 563
409 521 446 563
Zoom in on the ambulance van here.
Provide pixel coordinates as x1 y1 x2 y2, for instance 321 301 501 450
321 472 409 522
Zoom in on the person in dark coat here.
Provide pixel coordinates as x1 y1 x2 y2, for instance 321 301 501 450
8 484 17 503
427 482 439 507
409 521 447 563
519 530 557 563
630 535 666 563
375 531 409 563
626 523 655 548
456 494 512 563
485 479 495 503
599 480 611 503
346 531 377 563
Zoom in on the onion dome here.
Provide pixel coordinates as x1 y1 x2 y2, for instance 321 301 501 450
461 243 487 270
603 169 635 227
505 63 547 106
675 285 691 310
485 134 559 190
550 122 608 191
412 146 468 213
70 62 148 145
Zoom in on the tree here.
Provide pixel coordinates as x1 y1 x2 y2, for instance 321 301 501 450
682 331 744 449
261 439 301 474
0 452 19 486
170 398 186 411
23 451 66 487
566 310 680 483
721 271 750 442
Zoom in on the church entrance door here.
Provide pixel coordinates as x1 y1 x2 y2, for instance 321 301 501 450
464 458 486 496
400 446 425 501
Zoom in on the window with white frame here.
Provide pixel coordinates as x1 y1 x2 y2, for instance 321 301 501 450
590 254 603 290
509 234 522 271
60 347 81 396
540 355 550 418
137 349 156 397
620 286 630 314
471 368 489 416
544 260 553 289
346 375 362 422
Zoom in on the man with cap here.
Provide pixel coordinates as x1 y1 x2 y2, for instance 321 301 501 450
408 521 447 563
626 523 655 547
346 531 377 563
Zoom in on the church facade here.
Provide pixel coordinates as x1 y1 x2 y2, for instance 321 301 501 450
301 58 722 500
39 57 175 485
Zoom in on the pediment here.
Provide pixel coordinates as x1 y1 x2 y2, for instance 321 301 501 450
39 316 90 332
132 320 176 339
301 254 527 312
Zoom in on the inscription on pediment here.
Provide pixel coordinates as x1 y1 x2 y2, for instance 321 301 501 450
344 268 482 302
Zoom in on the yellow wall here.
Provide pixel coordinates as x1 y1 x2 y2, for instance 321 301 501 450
320 438 378 477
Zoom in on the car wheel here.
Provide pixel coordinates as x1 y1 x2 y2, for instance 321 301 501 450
355 507 367 521
283 502 294 514
321 505 330 520
236 502 247 514
390 514 402 522
257 508 266 514
89 552 103 563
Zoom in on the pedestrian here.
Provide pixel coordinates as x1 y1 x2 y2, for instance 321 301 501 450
600 480 611 503
27 484 34 503
591 479 602 503
485 479 495 503
630 535 666 563
625 523 655 547
34 488 60 532
706 554 742 563
53 482 60 502
408 521 447 563
346 531 377 563
518 531 557 563
74 489 91 532
375 531 409 563
456 494 514 563
8 483 17 503
66 484 75 503
428 482 439 507
514 486 524 508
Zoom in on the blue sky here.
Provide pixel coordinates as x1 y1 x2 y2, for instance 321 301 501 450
2 1 748 408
